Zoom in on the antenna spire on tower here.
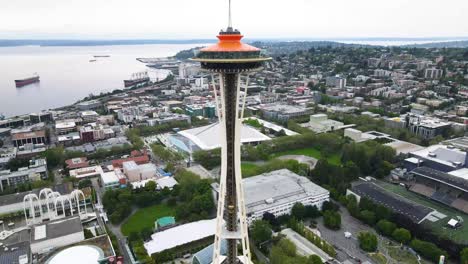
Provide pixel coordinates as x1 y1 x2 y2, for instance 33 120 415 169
228 0 233 29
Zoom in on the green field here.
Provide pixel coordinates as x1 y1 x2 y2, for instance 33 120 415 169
121 204 176 236
241 162 261 177
377 181 468 244
369 253 387 264
387 246 421 264
270 147 342 166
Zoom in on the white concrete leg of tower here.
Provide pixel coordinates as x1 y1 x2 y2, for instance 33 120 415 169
211 73 253 264
213 73 229 264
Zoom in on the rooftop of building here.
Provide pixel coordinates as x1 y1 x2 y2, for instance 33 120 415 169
410 144 466 168
350 181 434 223
69 165 103 178
122 161 139 171
80 111 99 117
192 240 228 264
156 176 178 189
243 169 329 214
245 117 298 136
443 137 468 151
31 216 83 243
11 131 45 140
260 104 308 114
0 241 30 264
144 218 216 255
412 167 468 192
101 171 120 184
55 121 76 129
177 122 270 151
111 153 149 168
65 157 89 169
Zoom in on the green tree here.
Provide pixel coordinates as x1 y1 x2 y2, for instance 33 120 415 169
291 203 306 220
5 158 30 171
374 205 391 221
376 220 396 236
128 231 140 242
392 228 411 244
41 147 65 168
250 220 273 245
140 226 153 241
304 205 321 219
145 181 156 191
323 210 341 230
360 210 376 226
358 232 378 252
83 228 94 239
410 239 448 263
78 179 92 189
460 247 468 264
308 255 323 264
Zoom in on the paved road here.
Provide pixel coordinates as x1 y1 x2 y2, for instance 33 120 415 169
317 206 374 264
92 178 134 264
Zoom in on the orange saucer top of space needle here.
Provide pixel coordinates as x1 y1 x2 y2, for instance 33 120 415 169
191 1 271 70
201 30 260 53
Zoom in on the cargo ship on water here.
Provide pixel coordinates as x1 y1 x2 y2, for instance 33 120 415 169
123 71 150 88
15 74 40 87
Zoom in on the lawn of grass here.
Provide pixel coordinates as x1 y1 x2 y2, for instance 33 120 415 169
387 246 420 264
369 253 387 264
376 181 468 244
241 162 261 177
270 148 342 166
121 204 176 236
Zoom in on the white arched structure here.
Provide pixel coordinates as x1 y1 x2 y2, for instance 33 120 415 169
70 190 87 219
54 195 73 218
23 188 88 224
38 188 53 220
23 194 40 225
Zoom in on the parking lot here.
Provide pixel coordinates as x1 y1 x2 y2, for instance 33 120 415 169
316 206 374 264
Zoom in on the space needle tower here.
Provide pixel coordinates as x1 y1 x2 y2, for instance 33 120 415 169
192 1 271 263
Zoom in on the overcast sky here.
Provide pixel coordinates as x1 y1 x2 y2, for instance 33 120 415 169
0 0 467 39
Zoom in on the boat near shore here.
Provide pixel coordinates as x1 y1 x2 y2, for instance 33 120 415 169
15 74 40 88
123 71 150 88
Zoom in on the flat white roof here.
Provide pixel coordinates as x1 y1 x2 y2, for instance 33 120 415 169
178 122 270 150
122 161 139 171
69 166 103 178
411 144 466 167
144 218 216 255
243 169 329 214
47 245 103 264
139 163 156 173
448 168 468 181
101 171 119 184
35 225 46 240
246 117 298 136
156 176 178 189
385 140 425 155
55 122 76 129
405 157 421 164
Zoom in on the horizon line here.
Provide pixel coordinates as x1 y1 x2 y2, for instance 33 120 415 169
1 36 468 41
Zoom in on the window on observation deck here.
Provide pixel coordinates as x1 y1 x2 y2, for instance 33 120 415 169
197 51 262 60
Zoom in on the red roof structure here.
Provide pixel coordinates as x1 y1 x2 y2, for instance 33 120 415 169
112 151 149 168
201 34 260 53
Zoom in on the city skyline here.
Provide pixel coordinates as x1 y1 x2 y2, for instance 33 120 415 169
1 0 467 39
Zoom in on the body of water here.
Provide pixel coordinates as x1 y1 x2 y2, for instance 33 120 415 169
335 39 464 46
0 44 204 117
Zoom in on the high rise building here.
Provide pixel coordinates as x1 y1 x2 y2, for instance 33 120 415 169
192 1 271 262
